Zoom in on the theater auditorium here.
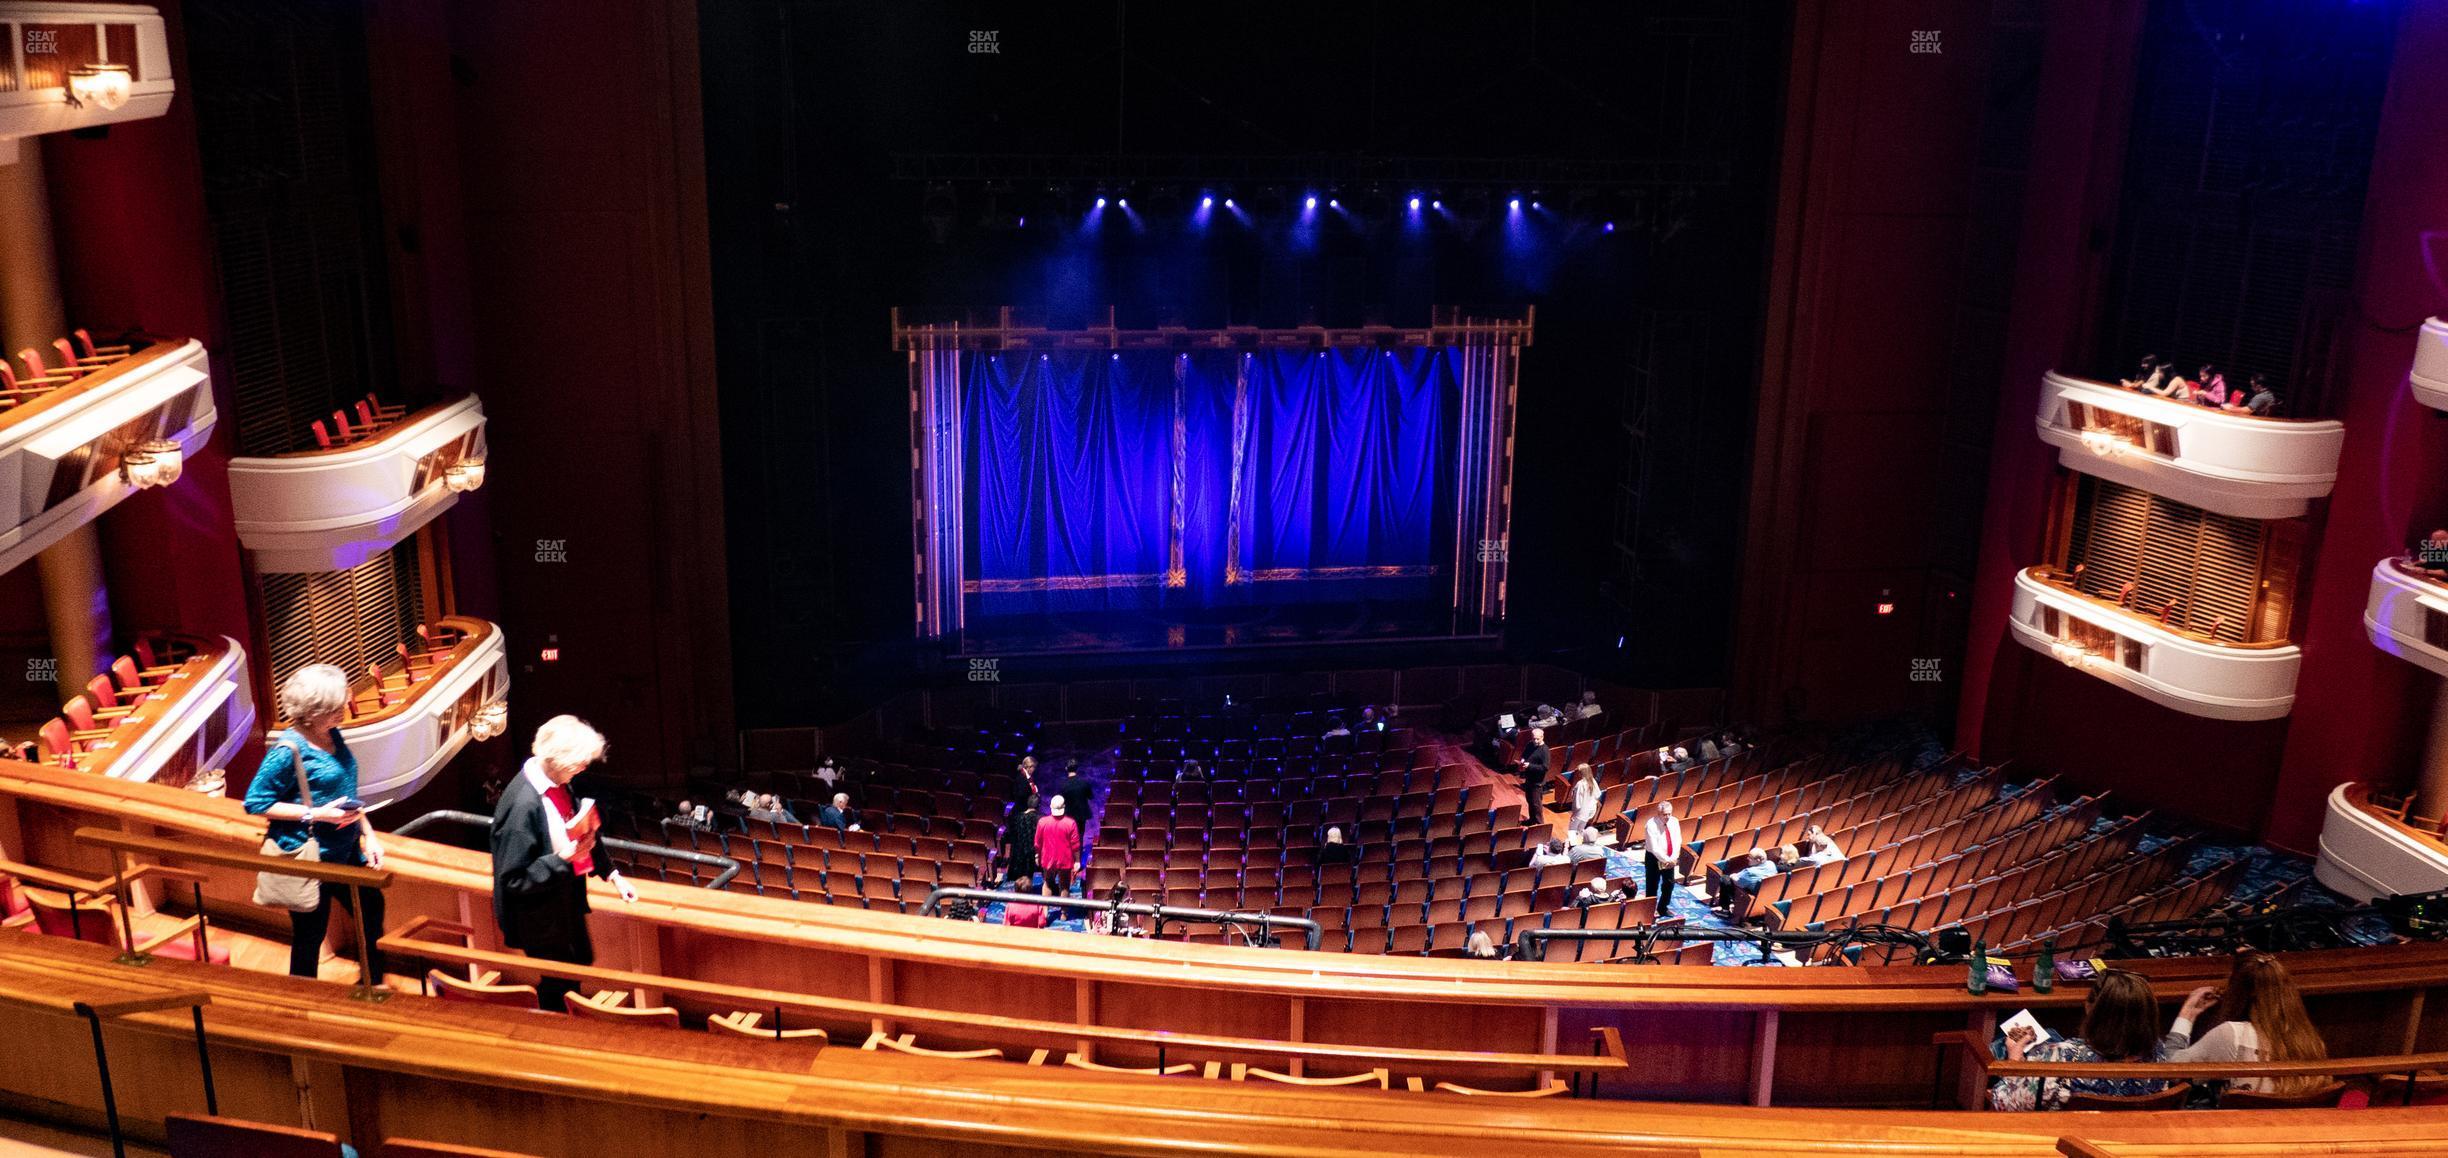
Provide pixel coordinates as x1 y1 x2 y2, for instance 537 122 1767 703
5 0 2448 1154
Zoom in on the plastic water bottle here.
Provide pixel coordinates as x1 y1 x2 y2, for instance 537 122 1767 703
2034 937 2056 995
1968 939 1989 995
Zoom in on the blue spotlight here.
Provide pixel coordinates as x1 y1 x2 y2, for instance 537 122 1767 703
1096 197 1108 208
1305 195 1318 210
1602 221 1615 233
1329 198 1341 209
1531 200 1542 210
1224 198 1236 209
1431 199 1443 210
1201 196 1213 208
1117 198 1129 208
1508 197 1521 211
1408 197 1421 210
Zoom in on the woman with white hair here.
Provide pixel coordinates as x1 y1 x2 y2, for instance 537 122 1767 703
245 663 387 979
490 714 635 1011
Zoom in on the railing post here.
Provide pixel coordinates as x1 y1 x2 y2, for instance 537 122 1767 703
71 1004 127 1158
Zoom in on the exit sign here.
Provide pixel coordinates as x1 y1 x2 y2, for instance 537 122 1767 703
1874 602 1896 616
539 647 560 662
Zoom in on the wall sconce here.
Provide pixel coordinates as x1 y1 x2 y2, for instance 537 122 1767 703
469 700 508 741
2077 428 2128 457
66 64 133 112
444 456 487 493
119 438 183 489
2048 639 2090 669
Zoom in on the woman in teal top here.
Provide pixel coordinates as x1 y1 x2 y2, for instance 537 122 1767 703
243 663 387 979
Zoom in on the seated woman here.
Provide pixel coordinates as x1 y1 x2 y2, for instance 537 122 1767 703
2168 952 2330 1099
1991 970 2181 1111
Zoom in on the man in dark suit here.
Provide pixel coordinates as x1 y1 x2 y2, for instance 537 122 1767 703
1056 759 1097 828
1518 726 1550 809
492 714 634 1012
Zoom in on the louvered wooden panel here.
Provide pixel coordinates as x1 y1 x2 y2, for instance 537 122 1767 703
2064 479 2276 643
257 544 416 707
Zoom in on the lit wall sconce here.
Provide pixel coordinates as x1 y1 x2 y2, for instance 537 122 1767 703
469 700 508 741
444 456 486 493
2077 428 2129 457
2048 639 2091 669
66 64 133 112
119 439 183 489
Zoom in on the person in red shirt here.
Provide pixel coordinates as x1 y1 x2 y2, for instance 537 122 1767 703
1003 877 1052 929
1035 795 1082 895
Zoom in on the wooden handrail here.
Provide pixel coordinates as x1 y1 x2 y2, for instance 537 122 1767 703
2056 1141 2117 1158
1934 1029 2448 1081
73 827 392 890
379 916 1626 1079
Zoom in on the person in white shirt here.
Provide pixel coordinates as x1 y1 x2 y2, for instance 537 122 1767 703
1527 837 1572 870
1800 824 1845 865
1571 690 1602 720
1569 763 1601 835
1566 828 1610 863
2167 951 2331 1097
1642 802 1684 910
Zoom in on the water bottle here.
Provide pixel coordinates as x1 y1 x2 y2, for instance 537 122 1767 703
2034 937 2056 995
1968 939 1989 995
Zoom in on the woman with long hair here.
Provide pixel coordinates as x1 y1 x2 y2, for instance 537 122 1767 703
2169 951 2330 1097
1991 969 2180 1110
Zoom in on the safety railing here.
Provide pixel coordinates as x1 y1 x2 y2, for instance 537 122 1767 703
918 885 1324 952
390 809 741 890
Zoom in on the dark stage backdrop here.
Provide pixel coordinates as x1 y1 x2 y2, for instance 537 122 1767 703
961 349 1452 616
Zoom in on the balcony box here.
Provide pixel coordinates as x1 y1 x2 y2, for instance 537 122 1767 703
2414 318 2448 413
0 336 215 577
2365 557 2448 681
2035 371 2344 519
2315 784 2448 903
324 617 507 804
78 634 255 789
2009 567 2299 721
0 3 176 164
228 396 486 573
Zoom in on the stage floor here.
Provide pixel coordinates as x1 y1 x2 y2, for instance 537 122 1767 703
952 600 1496 658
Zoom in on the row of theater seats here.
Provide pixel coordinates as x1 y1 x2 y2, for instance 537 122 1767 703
349 622 467 716
0 328 134 411
308 392 408 448
1 859 229 963
27 638 196 769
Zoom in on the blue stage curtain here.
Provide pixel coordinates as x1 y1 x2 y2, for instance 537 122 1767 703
963 348 1454 616
965 352 1174 614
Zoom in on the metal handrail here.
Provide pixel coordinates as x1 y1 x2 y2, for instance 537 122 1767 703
392 809 740 890
1514 921 1932 964
920 886 1323 952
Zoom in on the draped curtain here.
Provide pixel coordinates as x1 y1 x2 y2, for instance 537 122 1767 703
964 349 1454 616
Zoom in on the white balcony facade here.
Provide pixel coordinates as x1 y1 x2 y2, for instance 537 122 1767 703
85 635 255 790
227 395 486 573
0 3 176 164
340 618 509 804
2035 371 2345 519
2315 784 2448 903
2009 568 2300 721
2413 318 2448 413
0 337 216 577
2365 558 2448 681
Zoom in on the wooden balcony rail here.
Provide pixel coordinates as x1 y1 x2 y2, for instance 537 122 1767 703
378 915 1628 1088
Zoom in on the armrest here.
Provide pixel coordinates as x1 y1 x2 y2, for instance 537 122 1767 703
133 915 205 955
1590 1025 1627 1063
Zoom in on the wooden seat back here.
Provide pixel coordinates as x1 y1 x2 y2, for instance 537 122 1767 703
2064 1081 2191 1110
165 1113 343 1158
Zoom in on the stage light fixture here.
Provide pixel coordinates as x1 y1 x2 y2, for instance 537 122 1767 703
1305 195 1318 210
1117 198 1129 208
1096 196 1108 208
1508 197 1521 211
1409 197 1421 210
1431 199 1443 210
1329 198 1341 209
1223 198 1235 209
1202 196 1213 208
1603 221 1615 232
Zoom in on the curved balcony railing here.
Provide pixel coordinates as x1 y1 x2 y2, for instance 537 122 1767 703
2314 783 2448 903
266 617 508 805
2415 318 2448 413
2364 556 2448 681
0 4 175 164
44 634 255 789
0 335 215 576
2009 567 2299 721
2034 371 2345 519
227 395 486 573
